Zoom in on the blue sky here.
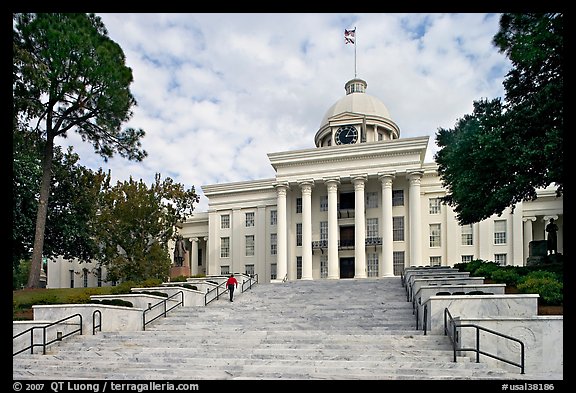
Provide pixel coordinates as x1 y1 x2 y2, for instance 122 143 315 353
59 13 512 213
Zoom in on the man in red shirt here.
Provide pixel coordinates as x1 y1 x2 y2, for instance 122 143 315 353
226 274 239 302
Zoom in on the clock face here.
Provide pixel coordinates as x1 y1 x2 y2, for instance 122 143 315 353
335 125 358 145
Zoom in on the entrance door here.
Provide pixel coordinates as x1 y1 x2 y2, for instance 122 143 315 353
340 257 355 278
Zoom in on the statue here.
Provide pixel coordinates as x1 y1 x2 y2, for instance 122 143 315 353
546 218 558 255
173 236 187 267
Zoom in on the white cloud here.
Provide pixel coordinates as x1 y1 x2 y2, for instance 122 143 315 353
57 13 512 213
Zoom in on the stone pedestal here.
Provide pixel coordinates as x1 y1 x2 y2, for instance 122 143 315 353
170 266 190 279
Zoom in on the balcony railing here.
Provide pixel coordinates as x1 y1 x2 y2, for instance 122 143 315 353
311 237 382 251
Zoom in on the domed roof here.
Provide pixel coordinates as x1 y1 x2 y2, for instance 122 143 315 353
319 78 393 128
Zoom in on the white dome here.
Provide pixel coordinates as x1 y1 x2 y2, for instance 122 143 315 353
319 91 392 128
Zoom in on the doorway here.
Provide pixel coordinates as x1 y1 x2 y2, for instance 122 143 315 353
340 257 355 278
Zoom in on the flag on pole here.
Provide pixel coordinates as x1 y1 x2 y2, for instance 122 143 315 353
344 28 355 44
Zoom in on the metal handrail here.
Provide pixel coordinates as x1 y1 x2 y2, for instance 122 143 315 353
241 274 258 292
444 307 525 374
92 310 102 335
142 291 183 330
205 281 227 306
13 313 83 356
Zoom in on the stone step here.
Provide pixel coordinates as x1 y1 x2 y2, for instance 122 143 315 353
12 361 518 380
14 277 535 380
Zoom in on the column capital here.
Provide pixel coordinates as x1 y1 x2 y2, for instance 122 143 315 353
298 179 315 189
274 182 289 197
378 171 395 181
543 215 559 222
407 169 424 178
274 181 289 190
189 237 199 243
351 173 368 183
522 216 537 222
323 177 340 186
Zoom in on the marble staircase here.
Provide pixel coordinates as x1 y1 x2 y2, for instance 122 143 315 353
13 277 532 380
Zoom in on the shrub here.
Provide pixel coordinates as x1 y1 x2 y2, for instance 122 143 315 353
517 271 563 306
137 291 168 297
171 275 188 282
141 278 164 287
90 299 133 307
472 261 501 280
491 266 522 286
110 281 137 295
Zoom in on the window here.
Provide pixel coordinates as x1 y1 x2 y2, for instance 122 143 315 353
320 195 328 211
296 223 302 246
245 235 255 256
320 221 328 243
83 269 89 288
393 251 405 276
461 255 474 263
429 198 441 214
270 263 277 280
393 216 404 241
296 256 302 279
494 220 507 244
461 224 473 246
69 270 74 289
220 237 230 258
220 265 230 275
245 264 255 276
220 214 230 229
270 233 277 255
366 218 379 238
495 253 507 265
320 255 328 278
392 190 404 206
296 198 302 213
97 267 102 287
429 224 441 247
366 192 378 208
245 212 255 227
270 210 277 225
367 253 379 277
430 256 442 266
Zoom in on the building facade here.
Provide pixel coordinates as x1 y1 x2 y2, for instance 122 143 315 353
46 78 563 288
176 78 563 284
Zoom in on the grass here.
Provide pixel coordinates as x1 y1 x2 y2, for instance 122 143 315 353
13 286 117 320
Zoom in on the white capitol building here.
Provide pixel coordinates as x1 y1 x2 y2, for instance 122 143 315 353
47 78 563 288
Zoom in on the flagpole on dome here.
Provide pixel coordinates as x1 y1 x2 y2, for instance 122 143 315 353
354 27 357 78
344 27 357 78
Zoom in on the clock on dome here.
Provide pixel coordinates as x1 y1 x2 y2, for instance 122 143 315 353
335 125 358 145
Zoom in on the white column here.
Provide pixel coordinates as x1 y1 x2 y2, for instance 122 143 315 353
522 216 536 264
353 174 367 278
189 238 199 276
325 178 340 279
299 180 314 280
379 172 395 277
275 183 289 282
231 208 242 274
207 210 217 276
203 237 208 275
408 170 424 266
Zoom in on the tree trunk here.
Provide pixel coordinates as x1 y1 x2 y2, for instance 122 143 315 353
27 136 54 288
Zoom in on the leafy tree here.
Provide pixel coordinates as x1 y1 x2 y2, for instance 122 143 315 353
95 174 199 283
13 129 108 288
13 13 147 288
435 13 563 225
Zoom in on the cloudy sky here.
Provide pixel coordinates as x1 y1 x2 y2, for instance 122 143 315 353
59 13 512 213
